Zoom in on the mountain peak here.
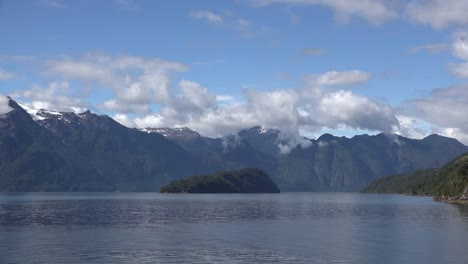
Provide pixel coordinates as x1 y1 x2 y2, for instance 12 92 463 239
6 96 23 111
317 133 335 141
79 110 92 116
423 134 446 140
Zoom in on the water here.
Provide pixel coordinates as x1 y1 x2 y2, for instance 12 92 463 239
0 193 467 264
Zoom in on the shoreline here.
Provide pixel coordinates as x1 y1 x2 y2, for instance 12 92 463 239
433 195 468 204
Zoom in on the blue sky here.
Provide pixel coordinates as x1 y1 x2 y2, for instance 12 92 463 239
1 0 468 143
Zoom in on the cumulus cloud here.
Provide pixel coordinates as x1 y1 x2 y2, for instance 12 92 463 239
12 81 91 113
399 84 468 144
314 90 397 132
406 0 468 29
174 80 217 114
249 0 397 24
38 54 399 143
44 54 187 113
190 10 224 25
113 70 397 140
245 89 300 130
0 68 15 80
0 94 12 115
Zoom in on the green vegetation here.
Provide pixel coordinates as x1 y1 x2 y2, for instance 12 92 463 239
160 168 280 193
363 153 468 197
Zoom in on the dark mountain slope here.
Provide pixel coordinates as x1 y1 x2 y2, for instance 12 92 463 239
148 126 468 192
0 99 104 191
363 153 468 199
35 108 202 191
2 97 467 192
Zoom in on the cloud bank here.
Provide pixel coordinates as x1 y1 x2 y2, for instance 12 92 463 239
12 54 399 139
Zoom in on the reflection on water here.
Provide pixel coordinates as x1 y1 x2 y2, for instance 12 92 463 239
1 193 467 264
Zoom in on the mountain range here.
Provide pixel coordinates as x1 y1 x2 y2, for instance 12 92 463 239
1 97 467 192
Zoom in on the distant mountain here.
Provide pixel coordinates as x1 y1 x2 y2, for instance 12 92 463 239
1 97 467 192
149 126 468 191
363 153 468 200
160 168 280 193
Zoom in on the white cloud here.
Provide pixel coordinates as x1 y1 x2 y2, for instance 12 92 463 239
452 31 468 61
440 127 468 145
393 115 432 139
0 94 12 115
316 70 370 86
450 62 468 79
277 131 312 154
190 10 224 25
406 0 468 29
35 53 399 142
12 82 90 113
100 99 151 113
216 95 236 102
313 90 397 132
113 113 136 127
118 70 396 139
450 32 468 79
400 84 468 144
246 89 300 130
175 80 217 113
0 68 15 80
250 0 397 24
44 54 187 113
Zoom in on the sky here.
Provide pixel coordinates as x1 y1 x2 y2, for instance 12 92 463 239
0 0 468 143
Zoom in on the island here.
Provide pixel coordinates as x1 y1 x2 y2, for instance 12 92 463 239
363 153 468 203
160 168 280 193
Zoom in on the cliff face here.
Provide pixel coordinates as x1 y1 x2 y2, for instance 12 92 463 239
160 169 280 194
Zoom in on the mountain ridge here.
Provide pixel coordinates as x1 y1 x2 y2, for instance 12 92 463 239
1 97 467 192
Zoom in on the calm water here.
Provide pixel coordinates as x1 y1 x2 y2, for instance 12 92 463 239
1 193 468 264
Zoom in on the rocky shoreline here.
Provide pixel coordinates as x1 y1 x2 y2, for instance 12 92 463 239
433 194 468 204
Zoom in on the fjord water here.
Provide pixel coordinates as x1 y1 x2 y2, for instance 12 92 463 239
1 193 467 264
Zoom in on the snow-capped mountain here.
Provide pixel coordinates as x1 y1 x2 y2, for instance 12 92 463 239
3 96 468 192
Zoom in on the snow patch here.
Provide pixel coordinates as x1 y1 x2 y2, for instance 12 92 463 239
18 103 46 121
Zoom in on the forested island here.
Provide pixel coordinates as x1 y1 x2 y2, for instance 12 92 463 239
160 168 280 193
